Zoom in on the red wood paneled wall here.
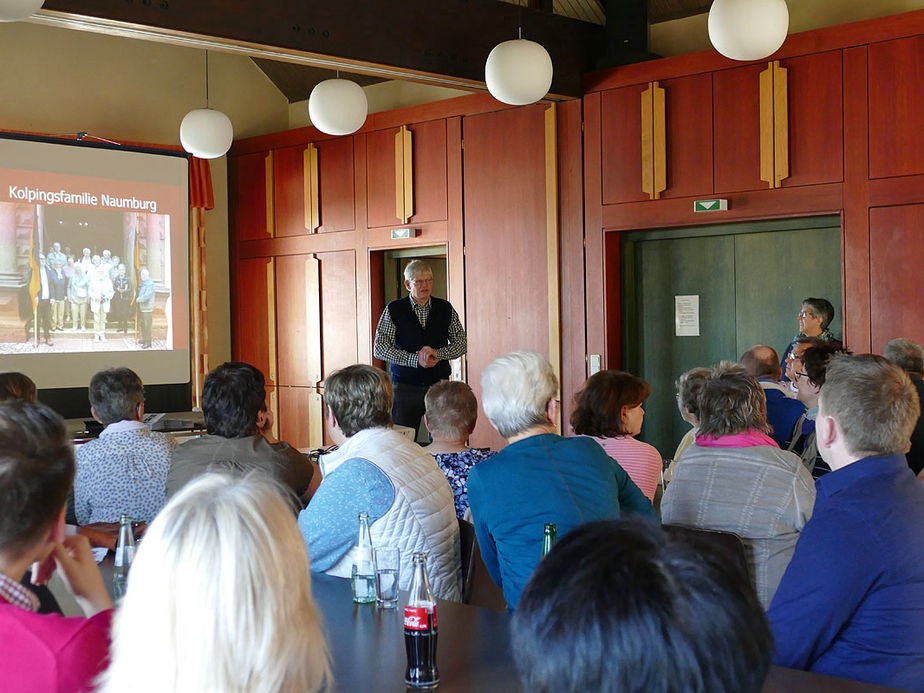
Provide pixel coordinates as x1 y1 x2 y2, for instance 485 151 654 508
229 95 583 450
583 9 924 366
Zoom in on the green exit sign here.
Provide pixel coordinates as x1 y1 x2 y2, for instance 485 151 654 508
390 228 419 239
693 199 729 212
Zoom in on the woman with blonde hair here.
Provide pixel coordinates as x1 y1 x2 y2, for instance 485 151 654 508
99 473 331 693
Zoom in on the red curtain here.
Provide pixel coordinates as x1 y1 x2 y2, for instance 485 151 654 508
189 156 214 211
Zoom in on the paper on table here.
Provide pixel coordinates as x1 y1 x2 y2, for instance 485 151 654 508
92 547 108 564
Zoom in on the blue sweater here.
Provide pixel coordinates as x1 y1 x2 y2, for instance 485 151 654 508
768 454 924 690
467 433 656 610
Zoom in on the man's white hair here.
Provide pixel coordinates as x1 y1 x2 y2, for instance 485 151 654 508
481 350 558 439
404 259 433 282
99 473 331 693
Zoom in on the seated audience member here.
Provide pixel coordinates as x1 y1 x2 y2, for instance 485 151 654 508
167 362 317 504
298 364 461 601
0 371 37 402
512 519 772 693
788 342 846 477
780 297 841 382
665 367 709 482
75 367 175 525
99 473 330 693
570 370 663 502
769 354 924 690
740 345 806 449
423 380 495 520
467 351 655 611
884 337 924 475
661 362 815 608
0 400 113 693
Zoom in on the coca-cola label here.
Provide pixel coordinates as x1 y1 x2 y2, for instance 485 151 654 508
404 606 429 630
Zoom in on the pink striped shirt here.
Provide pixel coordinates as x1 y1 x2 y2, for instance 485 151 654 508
591 435 662 502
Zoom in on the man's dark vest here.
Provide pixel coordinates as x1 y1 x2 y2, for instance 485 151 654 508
387 296 452 386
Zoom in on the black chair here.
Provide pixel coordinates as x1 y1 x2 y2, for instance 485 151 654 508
662 523 751 583
458 517 475 602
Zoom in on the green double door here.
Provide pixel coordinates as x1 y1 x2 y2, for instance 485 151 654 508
621 216 842 459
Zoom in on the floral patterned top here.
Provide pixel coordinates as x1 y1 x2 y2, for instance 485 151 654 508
431 447 495 519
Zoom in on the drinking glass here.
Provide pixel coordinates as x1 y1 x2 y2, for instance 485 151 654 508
374 546 401 608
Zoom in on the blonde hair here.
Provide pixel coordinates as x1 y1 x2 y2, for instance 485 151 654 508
99 473 330 693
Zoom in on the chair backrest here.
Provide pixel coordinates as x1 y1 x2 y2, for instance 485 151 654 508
662 523 751 584
462 526 508 611
458 517 475 601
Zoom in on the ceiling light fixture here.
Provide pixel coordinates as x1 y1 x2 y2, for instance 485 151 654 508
180 51 233 159
485 28 553 106
307 76 368 136
708 0 790 61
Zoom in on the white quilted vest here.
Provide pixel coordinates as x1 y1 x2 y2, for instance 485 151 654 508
321 427 461 601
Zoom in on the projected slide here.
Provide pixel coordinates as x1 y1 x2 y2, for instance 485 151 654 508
0 136 189 389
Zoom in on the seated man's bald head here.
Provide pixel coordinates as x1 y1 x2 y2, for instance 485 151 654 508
740 345 781 381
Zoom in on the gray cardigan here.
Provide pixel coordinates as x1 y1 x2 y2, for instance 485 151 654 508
661 443 816 609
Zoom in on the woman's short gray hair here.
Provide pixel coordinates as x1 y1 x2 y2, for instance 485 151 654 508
481 350 558 439
99 473 331 693
696 361 769 438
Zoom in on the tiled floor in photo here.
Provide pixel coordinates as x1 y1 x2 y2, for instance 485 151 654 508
0 331 167 354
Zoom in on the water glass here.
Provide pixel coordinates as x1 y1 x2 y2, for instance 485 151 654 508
374 546 401 608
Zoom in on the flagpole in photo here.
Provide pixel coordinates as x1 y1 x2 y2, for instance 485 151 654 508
132 219 141 341
28 207 43 348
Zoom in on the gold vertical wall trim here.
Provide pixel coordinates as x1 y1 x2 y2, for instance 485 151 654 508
266 256 278 440
304 144 320 232
544 104 562 435
266 257 277 384
264 151 275 236
394 125 414 223
402 126 414 222
640 84 654 198
760 61 789 189
309 390 324 450
773 62 789 187
305 254 322 384
652 82 667 199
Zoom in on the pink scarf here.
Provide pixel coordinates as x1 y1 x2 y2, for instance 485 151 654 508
696 430 779 448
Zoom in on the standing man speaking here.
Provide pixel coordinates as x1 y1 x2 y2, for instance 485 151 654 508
373 259 466 435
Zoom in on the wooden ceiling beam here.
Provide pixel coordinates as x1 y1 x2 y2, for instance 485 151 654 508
38 0 606 99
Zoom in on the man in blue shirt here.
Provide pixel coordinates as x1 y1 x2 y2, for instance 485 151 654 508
768 354 924 690
740 345 805 449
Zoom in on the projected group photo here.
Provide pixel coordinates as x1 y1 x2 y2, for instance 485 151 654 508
0 201 174 354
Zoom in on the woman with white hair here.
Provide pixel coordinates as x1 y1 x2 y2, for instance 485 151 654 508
467 350 656 611
98 473 331 693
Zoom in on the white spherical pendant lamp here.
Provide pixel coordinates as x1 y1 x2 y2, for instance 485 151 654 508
708 0 789 61
180 108 234 159
485 39 553 106
308 79 368 136
0 0 44 21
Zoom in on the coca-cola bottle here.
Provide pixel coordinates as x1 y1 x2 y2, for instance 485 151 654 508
404 552 439 688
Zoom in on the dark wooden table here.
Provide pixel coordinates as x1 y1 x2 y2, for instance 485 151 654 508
99 557 905 692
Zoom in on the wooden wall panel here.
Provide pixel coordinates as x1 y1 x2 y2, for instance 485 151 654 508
869 205 924 352
868 36 924 180
233 256 275 385
782 50 844 188
317 137 356 233
409 119 448 225
661 73 714 199
463 104 549 449
366 127 401 228
277 386 325 450
319 250 359 378
601 84 648 204
713 63 765 193
274 145 307 238
275 253 316 387
233 151 271 242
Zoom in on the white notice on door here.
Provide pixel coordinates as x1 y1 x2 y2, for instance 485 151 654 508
675 295 700 337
